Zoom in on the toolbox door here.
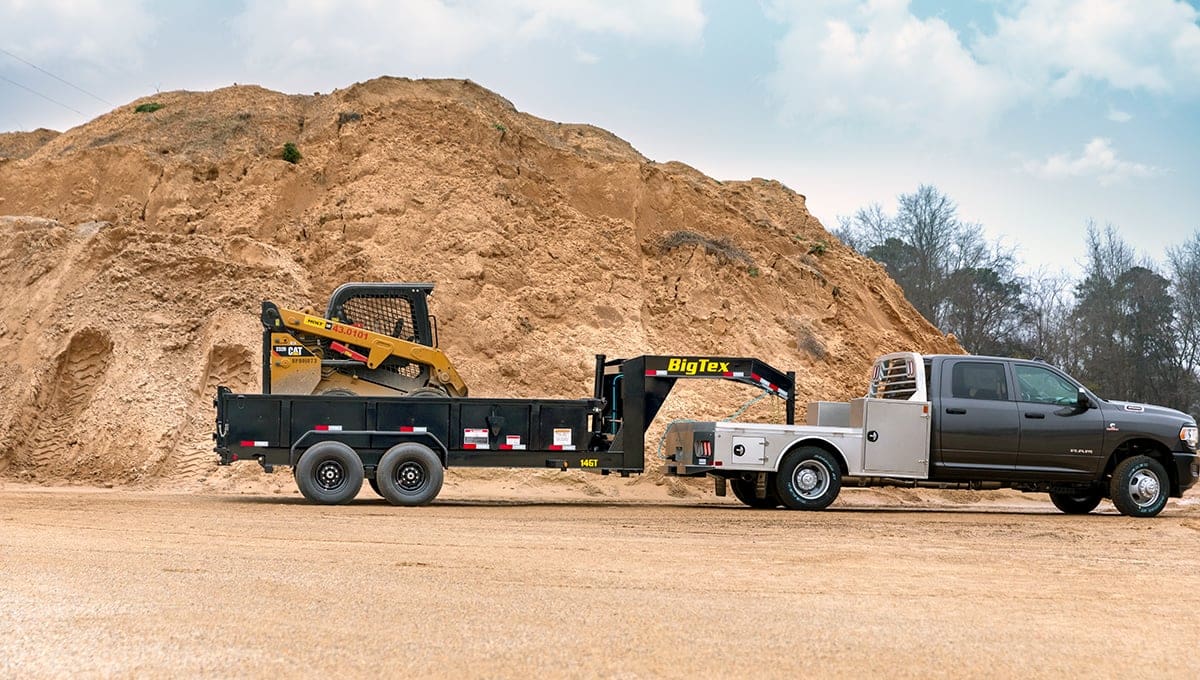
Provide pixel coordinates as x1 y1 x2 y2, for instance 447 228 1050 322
860 398 931 478
729 435 769 468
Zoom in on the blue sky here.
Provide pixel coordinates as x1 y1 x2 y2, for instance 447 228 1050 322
2 0 1198 274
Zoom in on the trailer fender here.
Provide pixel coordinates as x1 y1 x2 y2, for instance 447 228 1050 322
775 437 849 476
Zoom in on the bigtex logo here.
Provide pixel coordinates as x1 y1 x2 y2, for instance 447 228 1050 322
667 358 730 375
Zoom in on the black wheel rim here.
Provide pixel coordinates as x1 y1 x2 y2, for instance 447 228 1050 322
395 461 427 493
315 459 346 491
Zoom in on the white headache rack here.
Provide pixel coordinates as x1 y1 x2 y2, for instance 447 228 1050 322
869 352 927 402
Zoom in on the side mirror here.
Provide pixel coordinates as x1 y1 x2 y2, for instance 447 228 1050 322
1077 389 1090 408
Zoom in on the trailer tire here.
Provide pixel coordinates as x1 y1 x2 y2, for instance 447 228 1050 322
1048 489 1103 514
775 447 841 511
730 477 780 509
376 443 443 506
295 441 363 505
1109 455 1169 518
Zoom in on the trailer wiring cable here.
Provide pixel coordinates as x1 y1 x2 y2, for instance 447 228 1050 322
654 388 775 460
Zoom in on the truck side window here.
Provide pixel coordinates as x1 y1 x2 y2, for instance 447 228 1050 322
1014 365 1078 405
950 362 1008 401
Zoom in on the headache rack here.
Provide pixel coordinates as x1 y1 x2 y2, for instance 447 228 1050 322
868 352 927 402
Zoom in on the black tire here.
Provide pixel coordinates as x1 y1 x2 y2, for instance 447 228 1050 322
775 446 842 510
406 387 448 398
320 388 357 397
1049 490 1103 514
1109 455 1170 518
375 442 444 506
729 477 781 509
294 441 363 504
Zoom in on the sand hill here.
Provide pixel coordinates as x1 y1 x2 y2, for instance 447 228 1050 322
0 77 958 492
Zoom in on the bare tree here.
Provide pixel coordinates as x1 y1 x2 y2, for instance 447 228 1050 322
838 184 1023 350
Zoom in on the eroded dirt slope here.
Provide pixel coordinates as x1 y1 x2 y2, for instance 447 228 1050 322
0 77 957 488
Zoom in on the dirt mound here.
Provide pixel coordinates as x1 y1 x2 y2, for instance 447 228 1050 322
0 128 59 160
0 77 958 489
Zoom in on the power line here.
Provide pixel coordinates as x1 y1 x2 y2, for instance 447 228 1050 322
0 73 87 117
0 47 114 106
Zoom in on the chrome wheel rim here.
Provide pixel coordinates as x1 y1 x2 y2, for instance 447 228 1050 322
792 460 831 500
1127 469 1162 508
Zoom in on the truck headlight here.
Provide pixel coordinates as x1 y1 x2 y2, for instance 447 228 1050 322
1181 425 1198 449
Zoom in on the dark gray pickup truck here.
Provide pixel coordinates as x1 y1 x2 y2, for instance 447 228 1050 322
663 352 1199 517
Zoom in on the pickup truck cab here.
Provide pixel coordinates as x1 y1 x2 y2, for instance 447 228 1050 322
663 352 1199 517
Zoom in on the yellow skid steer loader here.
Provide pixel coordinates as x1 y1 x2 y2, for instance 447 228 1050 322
260 283 468 397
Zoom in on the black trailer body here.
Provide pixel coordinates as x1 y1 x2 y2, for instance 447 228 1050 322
216 391 621 472
215 353 794 505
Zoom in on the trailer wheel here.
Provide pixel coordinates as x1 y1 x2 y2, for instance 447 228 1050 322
295 441 363 505
730 477 780 509
1109 455 1169 518
376 443 444 506
1048 490 1103 514
775 447 841 510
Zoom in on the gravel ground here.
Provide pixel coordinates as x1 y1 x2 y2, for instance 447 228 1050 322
2 486 1198 678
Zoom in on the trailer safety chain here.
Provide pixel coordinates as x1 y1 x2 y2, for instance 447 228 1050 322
654 388 775 460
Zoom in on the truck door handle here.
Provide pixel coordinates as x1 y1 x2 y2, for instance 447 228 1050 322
945 408 966 415
1024 412 1045 419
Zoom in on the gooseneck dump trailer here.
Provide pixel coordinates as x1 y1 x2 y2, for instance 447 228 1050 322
215 352 795 506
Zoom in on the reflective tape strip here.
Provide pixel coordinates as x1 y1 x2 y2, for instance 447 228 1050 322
548 445 577 451
314 425 342 431
462 443 490 450
239 440 269 447
722 371 745 378
398 426 427 433
645 369 668 376
498 444 528 450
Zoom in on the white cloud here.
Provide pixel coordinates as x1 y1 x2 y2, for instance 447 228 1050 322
975 0 1200 97
0 0 154 66
764 0 1016 138
573 48 600 65
232 0 704 73
1023 137 1161 185
1107 108 1133 123
765 0 1200 139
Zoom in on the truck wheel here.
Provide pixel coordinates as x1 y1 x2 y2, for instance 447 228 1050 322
730 477 780 509
1109 455 1169 518
376 443 444 506
1048 490 1103 514
295 441 363 504
775 447 841 510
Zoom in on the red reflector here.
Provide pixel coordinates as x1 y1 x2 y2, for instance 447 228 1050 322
231 454 239 462
714 461 722 466
314 425 329 431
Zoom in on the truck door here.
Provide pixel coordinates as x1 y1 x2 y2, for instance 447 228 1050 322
933 359 1019 479
1012 363 1105 477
